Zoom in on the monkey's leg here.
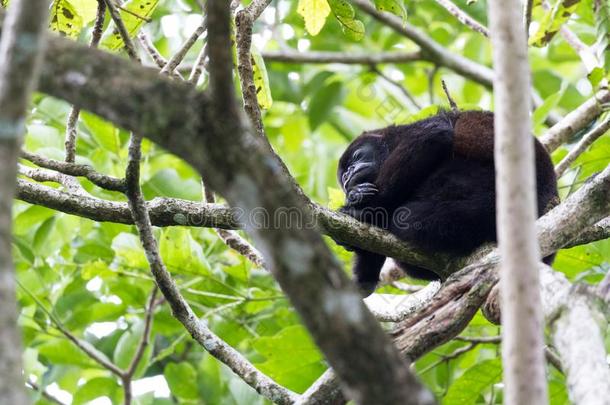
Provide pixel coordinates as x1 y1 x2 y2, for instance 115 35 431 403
390 199 495 264
352 250 386 297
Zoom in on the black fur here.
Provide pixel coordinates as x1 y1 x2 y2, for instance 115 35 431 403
337 110 558 295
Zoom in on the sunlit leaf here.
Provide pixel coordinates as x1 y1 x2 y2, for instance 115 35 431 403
50 0 84 38
329 0 365 40
251 45 274 109
298 0 331 35
530 0 582 47
374 0 407 21
253 326 325 392
101 0 159 50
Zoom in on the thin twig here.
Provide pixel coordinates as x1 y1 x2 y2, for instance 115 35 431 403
21 150 125 191
18 280 125 376
188 43 208 84
371 65 421 110
64 0 106 163
104 0 141 62
122 133 296 403
433 0 489 37
137 32 168 68
545 347 564 373
441 79 458 112
123 287 158 405
555 115 610 177
26 379 67 405
160 17 207 75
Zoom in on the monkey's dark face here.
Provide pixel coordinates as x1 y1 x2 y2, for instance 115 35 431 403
338 135 385 194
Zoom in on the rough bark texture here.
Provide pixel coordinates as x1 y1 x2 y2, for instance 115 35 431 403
193 3 435 403
0 0 48 402
488 1 548 403
540 266 610 405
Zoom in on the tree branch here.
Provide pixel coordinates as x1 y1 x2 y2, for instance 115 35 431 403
352 0 493 86
433 0 489 37
0 0 48 402
263 49 422 65
555 115 610 177
540 89 610 152
488 0 547 402
64 0 106 163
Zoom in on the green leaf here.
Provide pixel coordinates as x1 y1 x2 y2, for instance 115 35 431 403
329 0 365 40
308 81 345 130
73 377 122 405
159 227 207 274
530 0 582 47
588 67 605 88
143 168 202 201
253 325 325 392
38 339 105 368
33 217 57 253
101 0 159 51
251 45 273 109
112 233 148 269
443 359 502 404
50 0 84 38
14 206 55 235
327 187 345 210
70 0 99 24
533 90 564 126
298 0 331 35
164 362 199 400
374 0 407 21
81 111 122 155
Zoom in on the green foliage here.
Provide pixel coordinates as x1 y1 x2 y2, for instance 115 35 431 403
530 0 582 47
329 0 366 40
443 359 502 403
252 45 274 109
297 0 331 35
375 0 407 21
253 326 326 392
15 0 610 402
50 0 84 37
101 0 159 51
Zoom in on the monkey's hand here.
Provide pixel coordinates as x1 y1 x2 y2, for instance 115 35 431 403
346 182 378 207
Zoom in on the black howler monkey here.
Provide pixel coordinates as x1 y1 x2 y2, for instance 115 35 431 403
337 110 558 296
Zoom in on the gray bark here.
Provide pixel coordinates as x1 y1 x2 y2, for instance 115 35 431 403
0 0 48 402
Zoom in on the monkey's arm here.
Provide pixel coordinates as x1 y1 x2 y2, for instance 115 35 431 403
373 129 453 207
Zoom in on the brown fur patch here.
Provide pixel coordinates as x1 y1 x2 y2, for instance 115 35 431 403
453 111 495 161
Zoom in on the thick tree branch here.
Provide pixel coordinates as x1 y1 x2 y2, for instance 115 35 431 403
352 0 493 86
305 163 610 405
540 266 610 403
123 132 297 403
0 0 48 402
488 0 547 402
201 2 432 403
